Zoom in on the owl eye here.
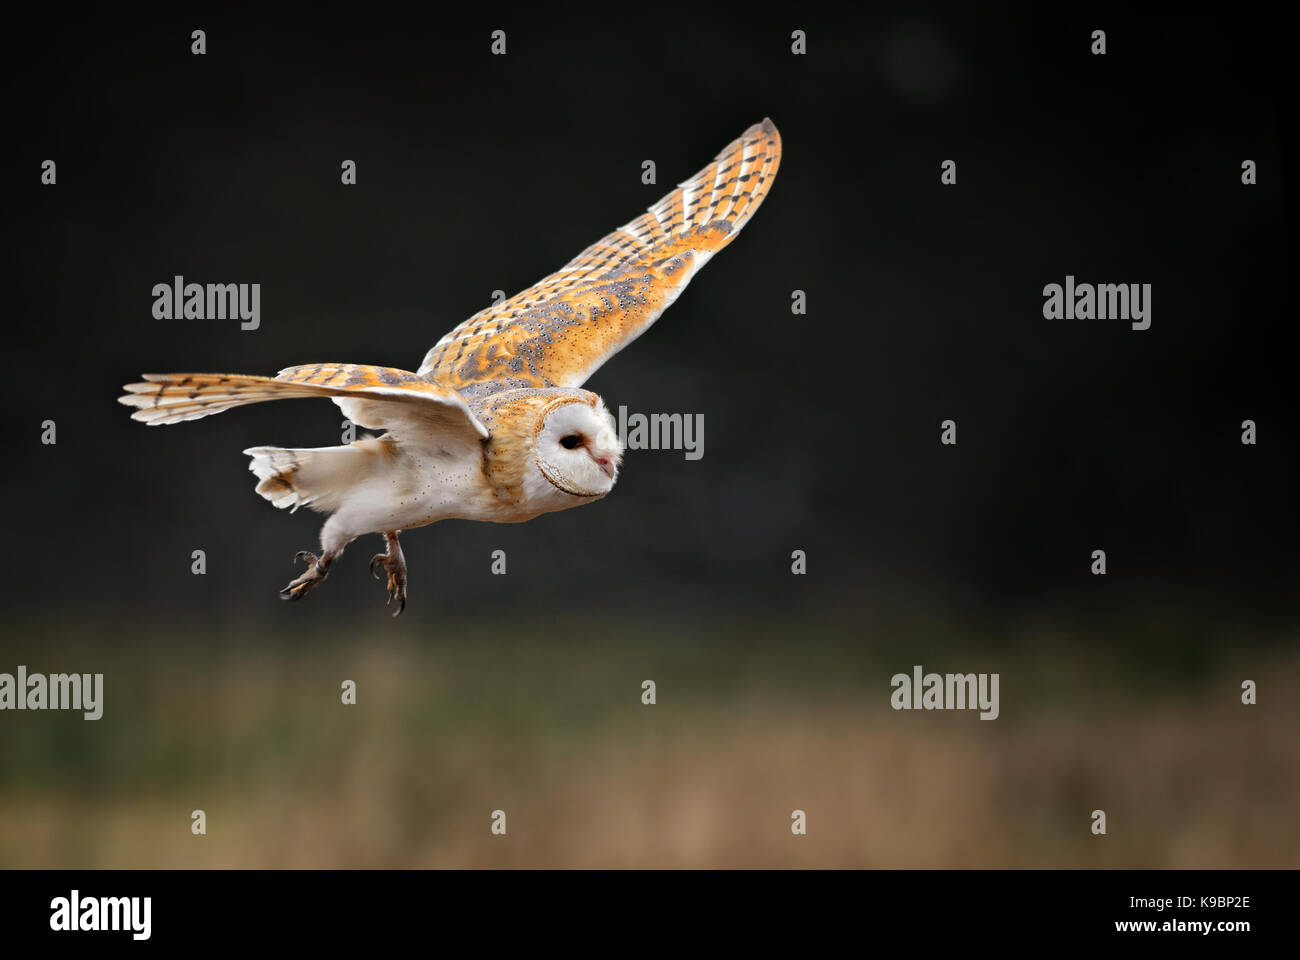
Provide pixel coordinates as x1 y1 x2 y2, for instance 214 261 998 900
559 434 583 450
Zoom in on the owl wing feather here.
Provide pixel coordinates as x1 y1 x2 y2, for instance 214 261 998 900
418 118 782 397
118 363 488 443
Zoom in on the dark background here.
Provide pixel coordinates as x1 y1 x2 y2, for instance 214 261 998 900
7 8 1292 622
1 7 1294 868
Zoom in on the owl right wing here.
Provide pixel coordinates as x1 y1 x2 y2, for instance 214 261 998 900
418 118 782 397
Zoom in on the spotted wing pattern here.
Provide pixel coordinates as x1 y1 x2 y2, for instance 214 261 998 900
418 118 782 398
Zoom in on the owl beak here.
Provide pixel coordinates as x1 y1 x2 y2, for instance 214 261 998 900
589 448 619 479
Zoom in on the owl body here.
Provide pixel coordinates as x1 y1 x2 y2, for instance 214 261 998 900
120 119 782 612
249 386 618 542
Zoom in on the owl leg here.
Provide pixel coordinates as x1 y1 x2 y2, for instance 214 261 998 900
279 519 352 602
369 531 407 617
279 549 336 602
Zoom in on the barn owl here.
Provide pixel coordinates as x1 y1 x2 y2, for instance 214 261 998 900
119 118 782 614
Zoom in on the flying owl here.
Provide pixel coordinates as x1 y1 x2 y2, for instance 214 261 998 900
119 118 782 614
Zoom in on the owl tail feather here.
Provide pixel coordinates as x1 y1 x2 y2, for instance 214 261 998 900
243 441 387 514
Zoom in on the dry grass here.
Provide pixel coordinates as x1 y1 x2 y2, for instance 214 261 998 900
1 619 1296 868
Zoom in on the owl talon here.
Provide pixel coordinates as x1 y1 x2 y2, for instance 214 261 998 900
371 532 407 617
280 550 331 602
372 561 406 615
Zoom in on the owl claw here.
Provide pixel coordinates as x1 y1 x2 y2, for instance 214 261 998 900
370 532 407 617
280 550 331 601
370 558 406 616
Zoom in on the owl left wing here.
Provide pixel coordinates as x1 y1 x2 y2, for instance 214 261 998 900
418 118 781 396
120 363 487 444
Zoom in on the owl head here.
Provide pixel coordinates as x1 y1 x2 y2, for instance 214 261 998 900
533 395 623 498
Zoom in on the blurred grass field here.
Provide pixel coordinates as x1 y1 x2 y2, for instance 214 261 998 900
1 603 1296 868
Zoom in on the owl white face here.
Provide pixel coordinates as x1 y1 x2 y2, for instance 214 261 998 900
533 397 623 498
